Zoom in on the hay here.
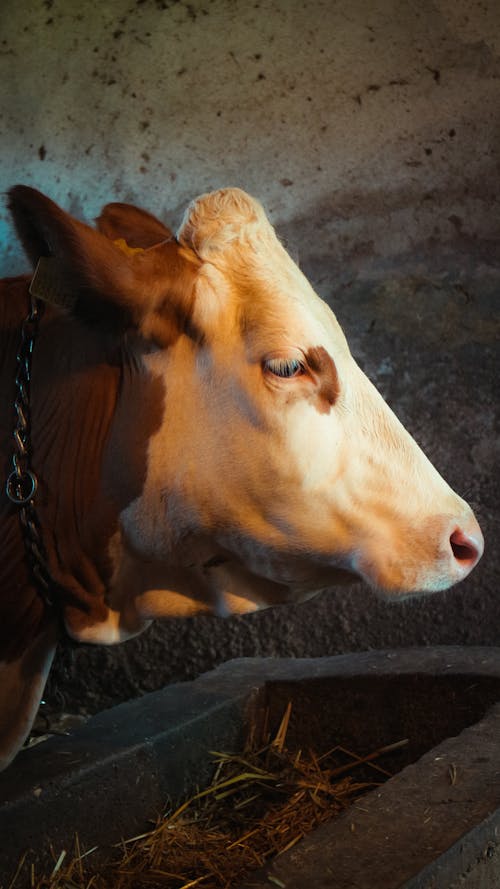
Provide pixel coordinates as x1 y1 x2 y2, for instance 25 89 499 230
9 707 407 889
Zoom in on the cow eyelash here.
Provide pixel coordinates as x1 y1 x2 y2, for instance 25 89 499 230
264 357 305 378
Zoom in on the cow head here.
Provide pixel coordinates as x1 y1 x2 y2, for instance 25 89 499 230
7 185 483 636
118 188 483 620
1 185 483 769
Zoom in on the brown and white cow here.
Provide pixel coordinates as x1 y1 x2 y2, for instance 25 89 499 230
0 185 483 770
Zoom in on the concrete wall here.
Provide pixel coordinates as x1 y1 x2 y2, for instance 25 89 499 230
2 0 500 273
1 0 499 714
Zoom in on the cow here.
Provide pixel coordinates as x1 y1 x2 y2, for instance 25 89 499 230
0 185 483 771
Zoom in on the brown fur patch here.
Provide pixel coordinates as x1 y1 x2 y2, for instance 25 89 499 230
0 275 165 655
8 186 201 342
305 346 339 413
30 310 165 637
0 278 47 661
96 201 173 248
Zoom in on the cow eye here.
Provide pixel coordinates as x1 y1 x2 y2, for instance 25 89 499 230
264 357 304 378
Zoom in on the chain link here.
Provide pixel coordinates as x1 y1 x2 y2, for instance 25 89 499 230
5 295 55 606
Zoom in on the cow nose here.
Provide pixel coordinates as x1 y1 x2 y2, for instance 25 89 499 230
449 526 484 573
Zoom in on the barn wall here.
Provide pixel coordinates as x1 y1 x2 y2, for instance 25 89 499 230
1 0 499 714
1 0 499 274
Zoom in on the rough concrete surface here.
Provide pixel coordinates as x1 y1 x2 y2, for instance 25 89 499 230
245 702 500 889
0 0 499 716
2 0 500 272
3 649 500 888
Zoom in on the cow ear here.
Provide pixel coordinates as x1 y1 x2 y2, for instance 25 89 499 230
8 186 199 338
96 201 173 248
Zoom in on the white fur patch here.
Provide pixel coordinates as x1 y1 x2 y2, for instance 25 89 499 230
103 186 482 613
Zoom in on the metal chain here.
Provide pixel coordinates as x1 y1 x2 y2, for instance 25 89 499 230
5 295 55 606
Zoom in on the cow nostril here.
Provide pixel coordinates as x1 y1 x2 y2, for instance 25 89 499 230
450 528 481 566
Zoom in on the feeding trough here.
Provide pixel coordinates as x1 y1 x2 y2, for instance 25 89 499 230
1 647 500 888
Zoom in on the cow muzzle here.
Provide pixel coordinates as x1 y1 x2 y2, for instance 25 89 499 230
351 505 484 597
448 519 484 579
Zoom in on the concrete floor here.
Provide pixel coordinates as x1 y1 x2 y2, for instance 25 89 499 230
1 0 499 714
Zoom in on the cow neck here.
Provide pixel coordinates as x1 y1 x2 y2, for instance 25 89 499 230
30 299 125 631
0 277 56 656
3 285 72 625
5 289 61 607
1 279 123 639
